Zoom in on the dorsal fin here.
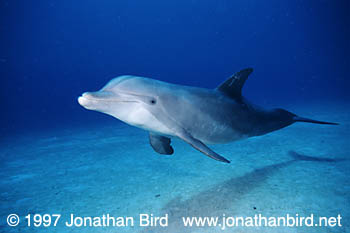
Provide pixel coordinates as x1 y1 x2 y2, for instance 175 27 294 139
216 68 253 99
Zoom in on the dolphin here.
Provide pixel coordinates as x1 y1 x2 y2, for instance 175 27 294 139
78 68 337 163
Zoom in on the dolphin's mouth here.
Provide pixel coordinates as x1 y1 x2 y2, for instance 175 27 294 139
78 92 139 107
79 95 137 102
77 95 89 106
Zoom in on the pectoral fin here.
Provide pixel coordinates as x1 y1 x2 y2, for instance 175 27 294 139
177 130 230 163
149 133 174 155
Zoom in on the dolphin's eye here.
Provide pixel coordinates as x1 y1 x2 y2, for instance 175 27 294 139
150 99 157 105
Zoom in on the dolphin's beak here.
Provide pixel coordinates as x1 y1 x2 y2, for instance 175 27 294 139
78 90 139 110
78 92 90 107
79 91 114 101
78 91 115 110
78 92 95 110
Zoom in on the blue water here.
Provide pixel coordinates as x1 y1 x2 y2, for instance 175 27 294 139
1 1 349 232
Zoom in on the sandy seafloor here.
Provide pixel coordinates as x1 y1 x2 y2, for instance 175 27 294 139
0 102 349 233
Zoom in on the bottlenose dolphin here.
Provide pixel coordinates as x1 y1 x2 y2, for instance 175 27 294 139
78 68 337 163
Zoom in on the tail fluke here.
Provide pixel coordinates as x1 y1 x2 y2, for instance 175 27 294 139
293 116 338 125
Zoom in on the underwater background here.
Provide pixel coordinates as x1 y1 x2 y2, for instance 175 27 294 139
1 0 349 232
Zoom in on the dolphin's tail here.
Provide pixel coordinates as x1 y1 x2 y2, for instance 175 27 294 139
293 116 338 125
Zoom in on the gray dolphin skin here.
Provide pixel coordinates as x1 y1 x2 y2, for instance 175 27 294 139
78 68 338 163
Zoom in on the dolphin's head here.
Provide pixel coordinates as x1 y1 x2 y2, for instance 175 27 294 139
78 75 157 110
78 75 172 133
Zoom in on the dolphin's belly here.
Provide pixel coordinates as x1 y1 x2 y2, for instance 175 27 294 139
190 123 248 144
167 90 254 144
116 103 175 136
176 101 251 144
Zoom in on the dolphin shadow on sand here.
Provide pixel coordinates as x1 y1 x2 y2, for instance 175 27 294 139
141 151 346 233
